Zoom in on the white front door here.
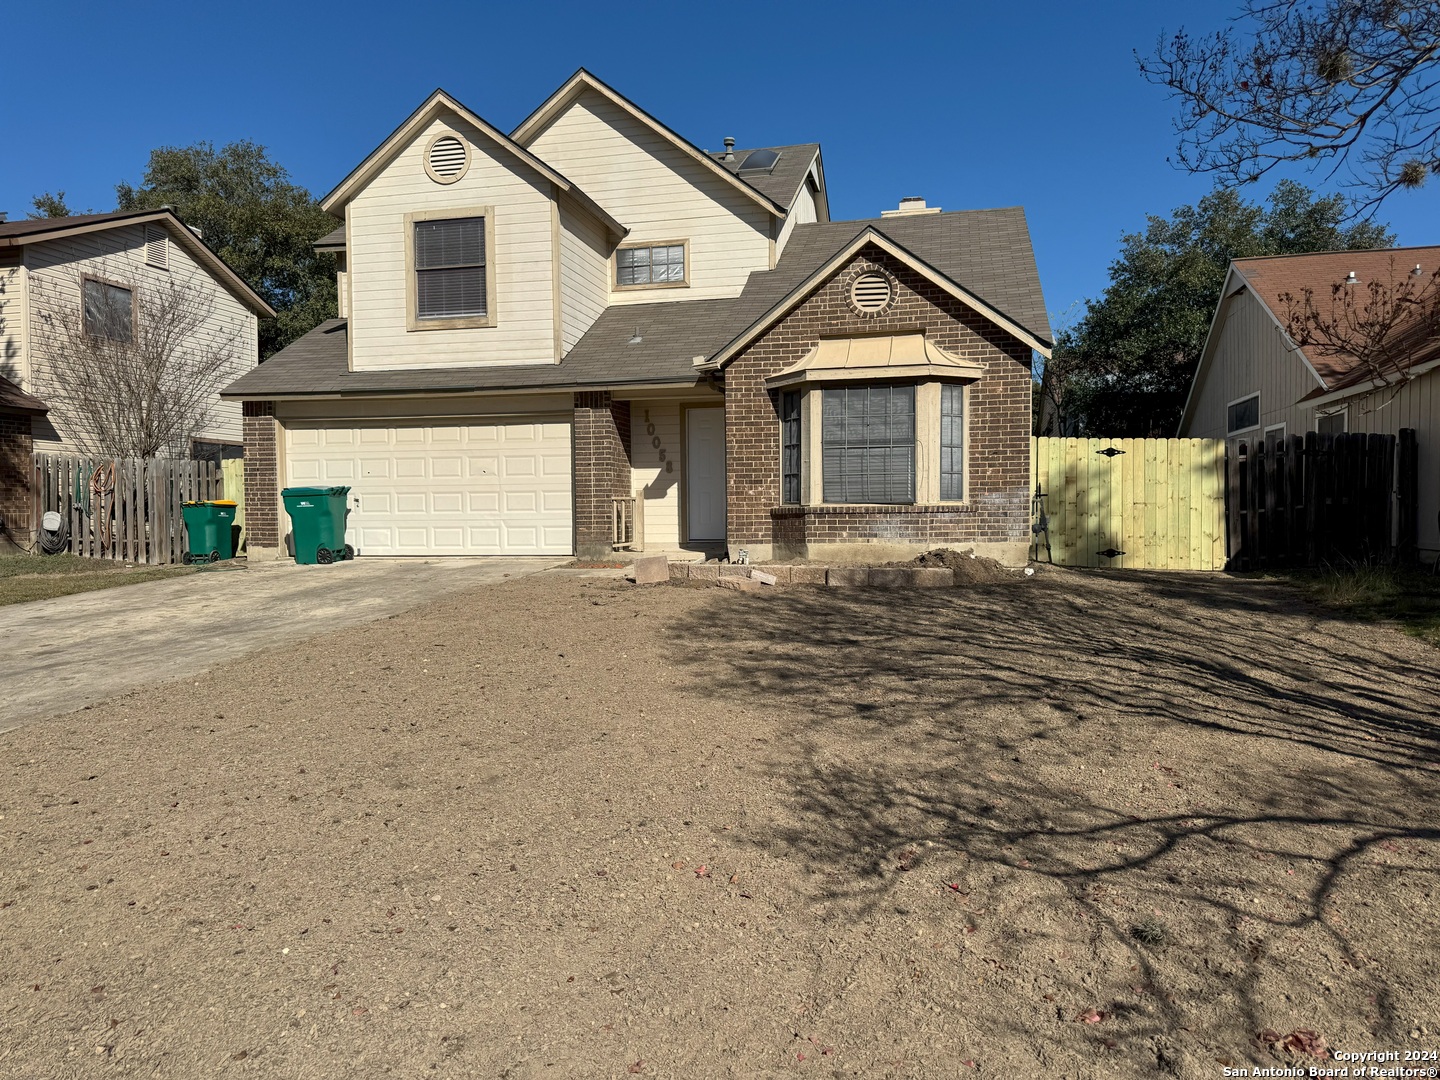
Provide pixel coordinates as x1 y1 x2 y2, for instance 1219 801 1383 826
685 408 726 542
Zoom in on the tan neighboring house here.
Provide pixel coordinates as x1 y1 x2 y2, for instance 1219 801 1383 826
1178 245 1440 561
0 209 274 462
224 70 1052 564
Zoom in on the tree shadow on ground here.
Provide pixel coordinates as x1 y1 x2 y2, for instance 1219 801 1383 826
669 569 1440 1068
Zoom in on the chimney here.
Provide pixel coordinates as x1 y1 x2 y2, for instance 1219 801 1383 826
881 196 941 217
0 212 7 223
723 137 736 162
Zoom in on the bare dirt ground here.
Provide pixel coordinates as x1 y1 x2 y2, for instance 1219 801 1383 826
1 567 1437 1079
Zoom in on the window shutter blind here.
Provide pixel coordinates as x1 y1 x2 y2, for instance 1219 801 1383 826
941 384 965 500
822 386 914 504
415 217 486 318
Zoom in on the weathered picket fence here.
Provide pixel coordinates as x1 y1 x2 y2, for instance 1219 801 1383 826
1030 437 1227 570
33 454 227 564
1227 430 1419 570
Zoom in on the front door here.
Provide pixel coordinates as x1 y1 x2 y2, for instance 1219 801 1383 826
685 408 726 542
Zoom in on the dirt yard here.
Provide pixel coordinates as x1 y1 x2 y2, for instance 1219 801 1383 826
1 568 1437 1079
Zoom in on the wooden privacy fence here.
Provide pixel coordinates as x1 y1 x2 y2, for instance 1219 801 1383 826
1030 437 1227 570
33 454 229 564
1227 430 1418 570
221 458 246 551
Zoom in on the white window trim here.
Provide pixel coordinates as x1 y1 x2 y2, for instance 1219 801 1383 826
1315 406 1349 434
1226 392 1261 436
612 239 690 291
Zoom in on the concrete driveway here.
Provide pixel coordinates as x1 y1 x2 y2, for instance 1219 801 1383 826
0 557 566 733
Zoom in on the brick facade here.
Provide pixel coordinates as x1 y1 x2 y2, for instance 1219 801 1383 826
724 247 1033 562
242 401 280 551
0 415 34 550
572 391 632 559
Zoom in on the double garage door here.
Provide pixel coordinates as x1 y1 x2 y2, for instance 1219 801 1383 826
286 418 573 556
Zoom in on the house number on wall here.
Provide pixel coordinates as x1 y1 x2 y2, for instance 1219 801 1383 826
643 409 673 473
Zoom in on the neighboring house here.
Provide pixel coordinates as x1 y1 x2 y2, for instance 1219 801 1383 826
223 70 1052 565
1178 245 1440 561
0 209 274 462
0 375 48 551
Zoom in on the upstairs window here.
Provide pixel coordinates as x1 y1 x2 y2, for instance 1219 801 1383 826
415 216 487 319
616 242 687 288
82 278 134 344
1227 394 1259 435
1316 410 1347 436
822 385 915 504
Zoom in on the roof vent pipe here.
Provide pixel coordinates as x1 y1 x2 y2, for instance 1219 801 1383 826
723 137 736 162
1344 271 1359 285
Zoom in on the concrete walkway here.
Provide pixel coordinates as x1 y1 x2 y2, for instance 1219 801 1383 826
0 557 565 733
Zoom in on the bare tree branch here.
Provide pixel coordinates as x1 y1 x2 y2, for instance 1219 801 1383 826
1139 0 1440 213
44 275 241 458
1280 258 1440 388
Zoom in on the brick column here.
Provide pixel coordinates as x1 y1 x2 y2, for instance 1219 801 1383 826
573 391 632 560
242 401 281 556
0 415 34 551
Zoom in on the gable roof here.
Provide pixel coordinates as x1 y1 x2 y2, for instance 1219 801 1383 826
1232 245 1440 388
708 143 825 214
225 205 1051 401
511 69 789 218
705 209 1053 368
0 374 47 415
0 209 275 317
320 88 626 239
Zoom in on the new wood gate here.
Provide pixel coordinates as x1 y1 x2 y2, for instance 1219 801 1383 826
1030 437 1226 570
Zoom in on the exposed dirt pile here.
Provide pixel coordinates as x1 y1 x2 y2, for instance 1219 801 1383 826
902 546 1018 583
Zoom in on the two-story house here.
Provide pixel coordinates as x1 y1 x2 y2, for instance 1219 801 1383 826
223 70 1052 566
0 209 273 461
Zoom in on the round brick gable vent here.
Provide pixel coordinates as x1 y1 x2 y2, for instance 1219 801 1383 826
425 134 469 184
849 271 893 313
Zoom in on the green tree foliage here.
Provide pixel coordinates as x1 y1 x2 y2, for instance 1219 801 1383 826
116 141 336 358
1040 181 1393 437
28 191 88 218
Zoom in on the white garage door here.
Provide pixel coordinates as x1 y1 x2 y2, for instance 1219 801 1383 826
286 419 573 556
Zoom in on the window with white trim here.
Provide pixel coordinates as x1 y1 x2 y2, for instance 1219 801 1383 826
1316 409 1347 436
822 385 915 504
414 217 486 319
616 243 686 287
1227 394 1259 434
82 278 134 343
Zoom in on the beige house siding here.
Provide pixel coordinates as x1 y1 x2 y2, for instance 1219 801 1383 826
0 253 27 388
558 199 610 353
1185 286 1440 558
775 179 817 261
1184 289 1323 442
23 224 257 454
630 399 683 549
526 90 775 304
347 113 560 371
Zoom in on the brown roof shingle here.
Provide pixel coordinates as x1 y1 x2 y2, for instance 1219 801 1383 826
1234 245 1440 388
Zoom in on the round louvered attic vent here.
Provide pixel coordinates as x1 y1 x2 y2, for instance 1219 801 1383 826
425 134 469 184
850 271 893 312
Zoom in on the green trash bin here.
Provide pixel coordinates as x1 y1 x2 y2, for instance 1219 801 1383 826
181 501 239 564
281 486 353 565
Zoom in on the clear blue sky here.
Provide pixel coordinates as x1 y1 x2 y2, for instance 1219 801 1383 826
3 0 1431 332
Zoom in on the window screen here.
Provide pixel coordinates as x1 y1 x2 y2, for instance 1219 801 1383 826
781 391 802 505
822 386 915 504
1227 395 1259 433
1316 411 1346 436
941 384 965 501
617 244 685 286
82 279 133 343
415 217 486 318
